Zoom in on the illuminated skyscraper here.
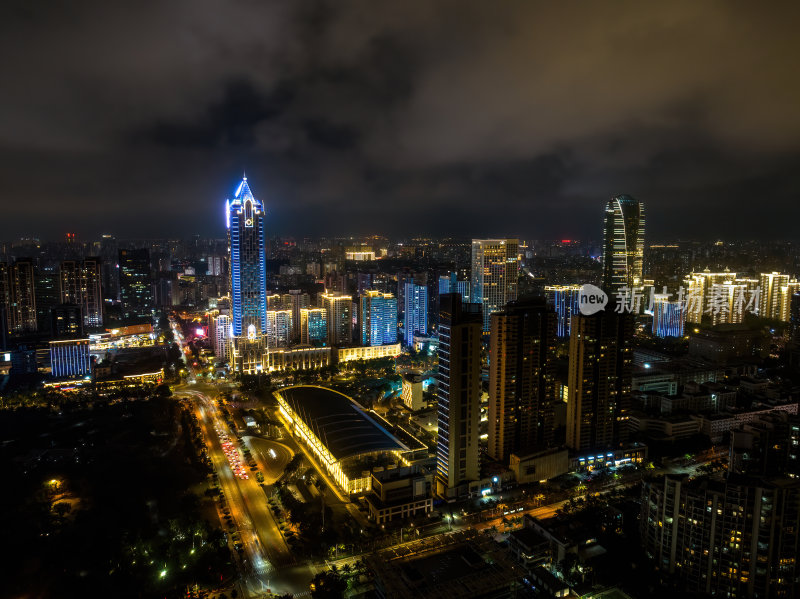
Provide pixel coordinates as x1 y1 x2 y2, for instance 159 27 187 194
682 269 737 324
8 258 37 334
470 239 519 332
358 290 397 346
322 292 352 346
436 294 482 498
566 311 632 452
118 248 152 320
544 284 581 338
403 282 428 346
602 195 645 294
60 258 103 328
651 294 686 338
488 297 558 463
226 175 268 373
760 272 791 320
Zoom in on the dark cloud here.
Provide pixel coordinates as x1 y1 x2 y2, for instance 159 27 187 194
0 0 799 241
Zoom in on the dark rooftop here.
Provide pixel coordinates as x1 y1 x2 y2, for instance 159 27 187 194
275 385 407 461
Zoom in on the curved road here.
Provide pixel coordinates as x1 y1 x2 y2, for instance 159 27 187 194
245 437 294 484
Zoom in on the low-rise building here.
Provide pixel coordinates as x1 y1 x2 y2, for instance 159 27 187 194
365 466 433 524
401 372 424 411
509 447 569 484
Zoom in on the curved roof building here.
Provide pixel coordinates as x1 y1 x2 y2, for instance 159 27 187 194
274 385 416 494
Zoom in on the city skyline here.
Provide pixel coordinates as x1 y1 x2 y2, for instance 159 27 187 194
2 3 800 241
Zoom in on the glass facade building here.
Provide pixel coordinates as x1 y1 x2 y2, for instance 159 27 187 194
602 195 645 294
470 239 519 332
227 176 268 373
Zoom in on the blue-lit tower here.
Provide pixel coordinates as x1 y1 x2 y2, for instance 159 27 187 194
545 285 581 338
651 294 685 338
404 282 428 346
227 175 268 373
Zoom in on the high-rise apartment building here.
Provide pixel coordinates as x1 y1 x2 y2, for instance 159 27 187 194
288 290 310 341
118 248 153 320
566 311 632 452
488 297 558 464
760 272 790 320
544 285 581 338
50 304 84 338
226 176 268 373
436 294 482 498
210 312 230 360
682 269 737 324
322 292 352 346
403 282 428 346
34 264 59 334
778 281 800 323
471 239 519 332
266 310 293 348
358 290 397 346
300 308 327 345
60 258 103 328
602 195 645 294
642 422 800 599
8 258 37 334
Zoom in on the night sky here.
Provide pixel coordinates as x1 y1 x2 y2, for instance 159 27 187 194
2 1 799 241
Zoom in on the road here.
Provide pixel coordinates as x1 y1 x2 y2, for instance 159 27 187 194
245 437 293 484
180 385 309 597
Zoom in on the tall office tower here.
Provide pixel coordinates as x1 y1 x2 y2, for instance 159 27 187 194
322 292 352 346
35 264 59 334
358 290 398 346
544 284 581 338
759 272 790 320
651 294 686 338
50 304 84 338
436 294 482 498
403 282 428 346
8 258 37 333
288 290 310 340
602 194 645 294
300 308 327 345
118 248 153 320
470 239 519 332
682 269 737 323
488 297 558 463
566 311 633 452
226 175 268 373
266 310 293 348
